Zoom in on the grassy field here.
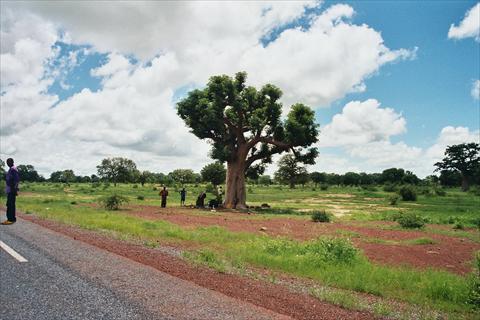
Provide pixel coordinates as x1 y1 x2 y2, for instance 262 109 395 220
6 182 480 319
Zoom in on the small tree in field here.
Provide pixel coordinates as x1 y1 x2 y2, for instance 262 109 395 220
97 157 137 186
201 162 226 188
434 143 479 191
169 169 196 185
310 171 326 187
177 72 318 208
274 154 309 189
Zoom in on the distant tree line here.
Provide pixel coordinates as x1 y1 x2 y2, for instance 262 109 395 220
1 143 478 192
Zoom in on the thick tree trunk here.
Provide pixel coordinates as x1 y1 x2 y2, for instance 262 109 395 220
461 173 469 192
224 160 247 209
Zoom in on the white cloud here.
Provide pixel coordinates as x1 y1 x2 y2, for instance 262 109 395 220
6 1 416 107
472 79 480 100
448 3 480 41
315 100 479 177
319 99 406 147
0 8 59 135
0 2 418 176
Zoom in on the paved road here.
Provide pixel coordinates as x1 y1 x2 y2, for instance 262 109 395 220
0 218 287 320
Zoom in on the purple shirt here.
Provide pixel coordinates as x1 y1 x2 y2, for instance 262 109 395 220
5 166 20 194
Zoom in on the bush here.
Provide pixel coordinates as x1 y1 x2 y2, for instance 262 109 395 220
99 194 129 210
311 210 331 223
320 184 329 191
70 201 77 205
137 195 145 200
397 212 425 229
132 184 138 189
389 194 399 206
361 185 377 191
305 238 359 264
383 183 397 192
398 185 417 201
434 188 447 196
467 251 480 308
453 222 465 230
91 182 101 188
152 186 157 191
205 183 216 194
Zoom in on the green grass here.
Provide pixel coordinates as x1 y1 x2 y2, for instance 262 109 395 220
13 182 480 318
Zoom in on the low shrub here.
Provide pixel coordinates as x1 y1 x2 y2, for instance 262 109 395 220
361 185 377 191
152 186 157 191
389 194 399 206
467 251 480 309
263 237 358 264
132 184 138 189
398 185 417 201
434 188 447 196
70 201 77 205
453 222 465 230
205 183 216 194
91 182 101 188
397 212 425 229
320 184 329 191
311 210 331 223
383 183 397 192
137 195 145 200
99 194 129 210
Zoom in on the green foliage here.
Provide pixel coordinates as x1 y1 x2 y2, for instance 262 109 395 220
434 143 480 191
434 188 447 196
399 185 417 201
205 183 216 194
99 194 129 210
320 184 329 190
311 210 331 222
258 175 272 186
168 169 196 185
396 212 425 229
200 162 226 186
262 237 358 265
453 222 465 230
274 153 308 188
383 183 397 192
389 194 399 205
137 195 145 200
467 251 480 308
96 157 137 185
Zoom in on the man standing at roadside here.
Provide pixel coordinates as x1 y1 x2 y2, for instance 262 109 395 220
2 158 20 225
159 186 168 208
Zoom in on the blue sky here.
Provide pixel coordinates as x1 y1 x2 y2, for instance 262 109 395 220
1 1 479 177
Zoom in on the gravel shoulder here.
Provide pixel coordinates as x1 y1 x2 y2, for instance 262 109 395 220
0 216 289 320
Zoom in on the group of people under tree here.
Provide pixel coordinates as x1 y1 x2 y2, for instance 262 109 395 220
157 186 223 209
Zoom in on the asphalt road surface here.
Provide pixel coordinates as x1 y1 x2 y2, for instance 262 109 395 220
0 217 287 320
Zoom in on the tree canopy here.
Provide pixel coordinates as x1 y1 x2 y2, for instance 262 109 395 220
177 72 319 208
434 142 479 191
96 157 138 186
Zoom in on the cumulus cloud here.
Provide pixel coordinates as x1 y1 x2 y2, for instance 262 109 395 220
319 99 406 147
6 1 416 107
315 100 478 177
472 79 480 100
0 8 59 135
0 2 421 176
448 3 480 41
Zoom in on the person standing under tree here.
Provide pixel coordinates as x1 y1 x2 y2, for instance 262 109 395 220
159 186 168 208
180 187 186 206
2 158 20 225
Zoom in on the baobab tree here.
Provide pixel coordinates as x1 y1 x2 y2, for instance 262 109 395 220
177 72 318 208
